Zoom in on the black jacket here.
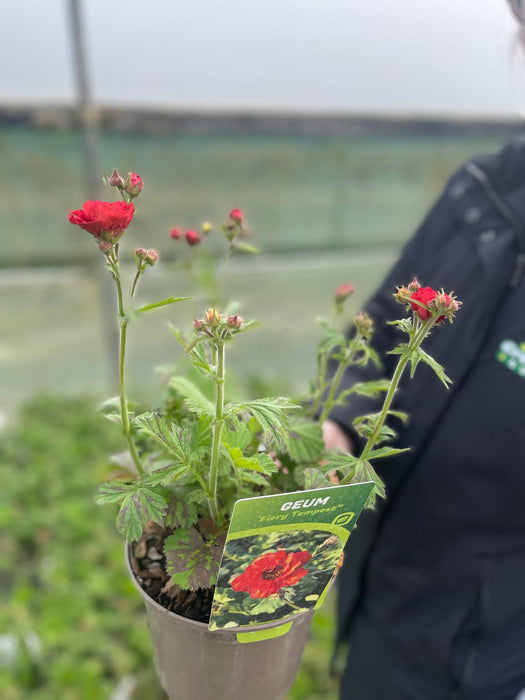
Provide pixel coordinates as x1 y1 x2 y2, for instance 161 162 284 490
331 137 525 700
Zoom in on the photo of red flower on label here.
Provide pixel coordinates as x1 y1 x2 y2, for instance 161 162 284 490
231 550 312 599
209 529 346 630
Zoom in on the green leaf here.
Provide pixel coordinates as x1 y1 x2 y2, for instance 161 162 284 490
365 446 411 460
350 379 391 398
286 419 325 463
133 413 192 462
144 462 188 487
187 342 213 376
164 528 223 591
117 488 167 542
165 490 199 529
237 470 268 486
304 468 333 490
231 240 260 255
225 397 299 447
225 445 277 475
413 347 452 387
222 419 252 451
387 318 414 335
104 412 123 425
137 296 190 314
169 376 214 416
96 481 135 504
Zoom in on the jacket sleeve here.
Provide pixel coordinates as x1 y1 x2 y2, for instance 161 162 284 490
326 166 461 448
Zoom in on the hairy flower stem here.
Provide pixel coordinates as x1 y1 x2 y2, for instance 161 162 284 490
309 352 329 420
318 338 361 426
111 247 145 476
342 318 434 479
208 340 225 522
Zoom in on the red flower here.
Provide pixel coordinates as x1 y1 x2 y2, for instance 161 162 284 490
231 550 312 599
229 208 243 223
186 230 201 246
69 200 135 243
410 287 452 323
170 227 181 239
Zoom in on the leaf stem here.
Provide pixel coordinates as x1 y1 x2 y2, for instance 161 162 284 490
208 340 225 521
359 318 433 461
318 336 361 425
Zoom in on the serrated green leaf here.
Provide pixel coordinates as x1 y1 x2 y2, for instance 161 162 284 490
387 318 414 334
144 462 188 487
96 481 134 504
187 342 213 376
225 397 299 447
304 468 333 490
237 469 268 486
169 376 214 415
117 488 167 542
225 445 277 475
137 296 190 314
166 490 199 528
222 419 252 451
133 413 192 462
414 347 452 387
164 528 222 591
365 446 411 460
286 419 325 463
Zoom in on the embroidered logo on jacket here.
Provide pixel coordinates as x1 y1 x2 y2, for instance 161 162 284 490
495 339 525 378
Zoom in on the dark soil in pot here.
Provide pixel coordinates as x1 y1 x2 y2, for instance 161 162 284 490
130 524 214 624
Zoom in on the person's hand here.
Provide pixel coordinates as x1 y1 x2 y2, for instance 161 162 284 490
322 419 354 453
321 420 354 484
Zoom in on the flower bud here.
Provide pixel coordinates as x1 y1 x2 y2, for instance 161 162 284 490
124 173 144 198
407 277 420 293
186 230 201 246
226 315 244 329
335 283 355 304
170 227 181 239
429 290 462 323
193 319 205 331
144 248 159 266
98 240 113 252
229 208 243 223
202 221 213 234
205 308 222 327
354 311 373 336
108 168 125 188
394 286 412 305
135 247 147 262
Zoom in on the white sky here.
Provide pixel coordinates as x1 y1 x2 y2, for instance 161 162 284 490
2 0 524 117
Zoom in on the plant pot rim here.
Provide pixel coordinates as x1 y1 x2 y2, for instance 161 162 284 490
125 543 308 633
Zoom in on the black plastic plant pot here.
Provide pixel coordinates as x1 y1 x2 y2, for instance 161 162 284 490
126 545 314 700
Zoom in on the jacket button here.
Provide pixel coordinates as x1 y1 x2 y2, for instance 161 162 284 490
450 182 466 200
479 229 496 243
464 207 481 224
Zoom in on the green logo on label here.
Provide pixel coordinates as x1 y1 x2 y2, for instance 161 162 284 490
332 512 355 527
495 339 525 378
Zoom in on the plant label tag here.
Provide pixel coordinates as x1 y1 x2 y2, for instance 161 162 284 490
208 481 374 631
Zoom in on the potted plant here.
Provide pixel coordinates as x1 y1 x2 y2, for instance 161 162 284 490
68 172 461 700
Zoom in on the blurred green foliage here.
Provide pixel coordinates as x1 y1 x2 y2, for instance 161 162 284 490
0 396 339 699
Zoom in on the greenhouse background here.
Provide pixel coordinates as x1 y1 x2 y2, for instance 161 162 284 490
2 0 524 698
